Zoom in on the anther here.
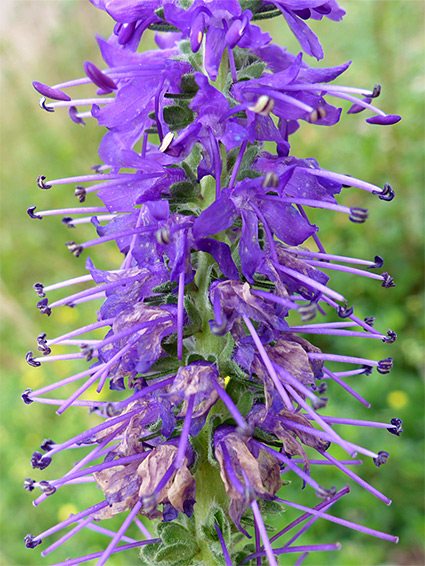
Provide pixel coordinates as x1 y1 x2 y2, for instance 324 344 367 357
316 485 337 500
22 389 34 405
33 81 71 101
62 216 75 228
337 303 354 318
317 382 328 395
299 302 317 322
24 534 42 549
69 106 86 125
74 186 86 203
361 365 373 376
373 450 389 467
66 241 83 257
38 96 54 112
40 438 55 452
33 283 45 298
37 175 52 190
367 255 384 269
383 329 397 344
262 172 279 189
248 95 275 116
373 183 394 201
155 227 172 245
159 132 175 153
84 61 118 92
38 480 57 495
371 84 382 98
37 298 51 316
312 396 328 410
309 105 327 123
349 207 369 223
24 478 36 492
27 206 42 220
381 272 395 288
31 451 52 470
377 357 394 374
37 333 51 355
387 418 403 436
80 343 94 361
26 351 41 368
364 316 375 327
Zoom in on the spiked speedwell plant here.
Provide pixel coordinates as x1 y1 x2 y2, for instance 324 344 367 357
25 1 403 564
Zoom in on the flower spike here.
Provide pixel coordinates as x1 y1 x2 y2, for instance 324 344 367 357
25 2 402 564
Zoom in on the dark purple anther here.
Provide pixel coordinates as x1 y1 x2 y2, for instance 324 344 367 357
368 255 384 269
33 283 45 298
31 451 52 470
26 351 41 368
387 418 403 436
66 241 83 258
361 365 373 376
383 329 397 344
372 84 382 98
33 81 71 101
38 97 55 112
293 8 311 20
37 332 51 355
37 298 51 316
69 106 86 125
40 438 55 452
21 389 34 405
24 534 42 549
364 316 375 327
27 206 42 220
24 478 36 492
37 175 52 190
81 343 94 361
366 114 401 126
337 304 354 318
83 61 118 92
317 382 328 395
62 217 75 228
349 207 369 223
38 480 57 495
74 186 86 202
374 183 395 202
373 451 389 467
377 357 394 374
381 272 395 288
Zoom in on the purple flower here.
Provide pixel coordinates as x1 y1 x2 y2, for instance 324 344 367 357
25 1 402 564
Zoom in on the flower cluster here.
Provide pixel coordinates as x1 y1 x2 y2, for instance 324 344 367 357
25 1 402 564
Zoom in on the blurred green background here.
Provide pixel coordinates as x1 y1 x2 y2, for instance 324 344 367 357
0 1 424 565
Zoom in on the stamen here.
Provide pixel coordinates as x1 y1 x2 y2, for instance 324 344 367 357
387 418 403 436
248 95 275 116
37 175 52 189
27 206 42 219
159 131 174 152
275 264 345 302
275 496 398 542
374 451 390 467
39 97 55 112
243 315 294 412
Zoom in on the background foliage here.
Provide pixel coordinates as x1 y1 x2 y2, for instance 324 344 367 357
1 1 423 565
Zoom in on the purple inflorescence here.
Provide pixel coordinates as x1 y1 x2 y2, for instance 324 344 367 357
25 1 402 564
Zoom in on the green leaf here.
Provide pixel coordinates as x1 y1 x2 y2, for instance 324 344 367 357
163 105 194 130
236 61 266 81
